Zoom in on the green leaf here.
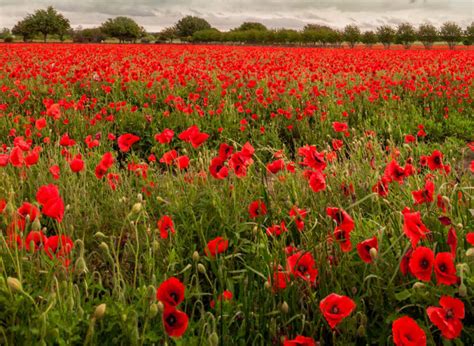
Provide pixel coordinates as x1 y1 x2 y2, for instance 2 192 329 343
394 289 412 301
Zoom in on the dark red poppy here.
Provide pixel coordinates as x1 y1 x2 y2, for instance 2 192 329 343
333 227 352 252
218 143 234 160
427 150 444 171
0 199 6 214
384 160 409 184
162 306 188 338
17 202 40 221
392 316 426 346
49 165 60 180
268 269 289 292
412 180 434 205
266 221 287 236
408 246 434 282
400 248 413 276
319 293 356 329
289 206 307 231
205 236 228 257
156 277 185 307
157 215 175 239
287 251 318 284
209 156 229 179
326 207 354 232
160 150 178 165
25 231 47 252
427 296 464 340
248 200 267 219
402 207 430 248
446 227 457 257
210 290 233 308
356 236 378 263
117 133 140 152
434 252 458 286
36 184 64 222
284 335 316 346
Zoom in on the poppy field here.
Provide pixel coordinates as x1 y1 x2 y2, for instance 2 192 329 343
0 43 473 345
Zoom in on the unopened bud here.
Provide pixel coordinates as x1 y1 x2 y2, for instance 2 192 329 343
264 281 271 290
280 301 289 314
413 282 425 290
75 257 88 274
197 263 206 273
99 242 109 253
94 304 106 320
208 332 219 346
31 218 41 231
94 232 106 238
137 193 143 202
369 248 378 261
357 325 366 337
456 223 463 230
149 303 158 318
458 283 467 297
192 251 200 262
152 240 160 252
157 301 164 312
466 248 474 257
7 277 22 292
131 203 142 214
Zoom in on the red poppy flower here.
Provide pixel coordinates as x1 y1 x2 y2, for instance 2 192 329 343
408 246 434 282
289 206 307 231
333 227 352 252
175 155 190 170
205 236 229 257
326 207 354 232
298 145 326 171
17 202 40 221
392 316 426 346
427 150 444 171
44 235 73 265
268 270 289 292
412 180 434 205
284 335 316 346
25 231 47 252
209 156 229 179
266 221 287 236
157 215 175 239
156 277 185 307
307 169 326 193
466 232 474 246
95 152 114 179
178 125 209 148
372 177 390 197
248 200 267 219
154 129 174 144
0 199 6 214
332 121 348 133
287 251 318 284
266 159 285 174
384 160 409 184
402 207 430 248
49 165 60 180
117 133 140 152
210 290 233 308
69 154 84 173
46 103 61 119
356 236 378 263
36 184 64 222
446 227 457 257
319 293 356 329
160 150 178 165
404 134 416 144
434 252 458 286
427 296 464 340
162 306 188 338
218 143 234 160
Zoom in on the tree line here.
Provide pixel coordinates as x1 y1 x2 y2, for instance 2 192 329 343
1 6 473 48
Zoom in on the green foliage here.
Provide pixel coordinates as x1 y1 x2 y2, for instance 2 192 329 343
192 28 222 43
100 17 144 43
72 27 106 43
175 16 212 39
233 22 268 32
361 31 378 47
396 23 416 49
377 25 396 48
417 23 438 49
440 21 463 49
343 24 361 48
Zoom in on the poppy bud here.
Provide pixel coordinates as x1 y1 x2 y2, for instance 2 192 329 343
369 248 378 261
137 193 143 202
208 332 219 346
466 248 474 257
31 218 41 231
357 325 366 337
94 232 106 238
157 301 164 312
197 263 206 273
456 223 463 230
94 304 106 320
412 282 425 290
152 240 160 252
456 263 470 274
252 226 258 235
7 277 22 293
66 204 70 211
280 301 289 314
99 242 110 255
264 281 271 290
25 214 30 223
149 303 158 318
192 251 200 262
75 257 88 274
131 202 142 214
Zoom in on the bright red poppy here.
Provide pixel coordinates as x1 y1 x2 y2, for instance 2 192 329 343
36 184 64 222
157 215 175 239
162 306 189 338
117 133 140 152
408 246 434 282
427 296 464 340
392 316 426 346
434 252 458 286
319 293 356 329
205 236 229 257
156 277 185 307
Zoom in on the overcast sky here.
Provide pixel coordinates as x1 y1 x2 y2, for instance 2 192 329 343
0 0 472 32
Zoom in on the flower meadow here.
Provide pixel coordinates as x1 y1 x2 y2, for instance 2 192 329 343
0 43 473 345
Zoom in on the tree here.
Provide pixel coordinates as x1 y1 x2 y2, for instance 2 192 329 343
396 23 416 49
343 24 361 48
72 27 106 43
440 21 462 49
175 16 211 39
417 23 438 49
361 31 378 48
12 17 36 42
157 26 178 43
233 22 267 32
100 17 144 43
192 28 222 43
463 22 473 46
377 25 395 49
31 6 70 42
302 24 334 46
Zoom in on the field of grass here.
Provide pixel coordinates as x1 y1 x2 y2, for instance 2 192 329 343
0 43 473 345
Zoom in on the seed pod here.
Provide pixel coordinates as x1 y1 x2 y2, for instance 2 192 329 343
157 301 164 312
208 332 219 346
458 283 467 297
131 202 142 214
192 251 200 262
280 301 289 314
412 282 425 290
31 218 41 231
94 304 106 320
197 263 206 273
149 303 158 318
7 277 22 293
369 248 378 261
466 248 474 257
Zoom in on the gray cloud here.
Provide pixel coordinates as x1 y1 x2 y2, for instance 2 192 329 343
0 0 472 31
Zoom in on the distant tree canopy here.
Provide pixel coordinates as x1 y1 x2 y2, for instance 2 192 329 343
396 23 416 49
361 31 378 47
100 17 144 43
157 26 178 43
417 23 438 49
175 16 211 38
12 6 70 42
440 22 463 49
343 24 361 48
377 25 396 48
72 27 106 43
465 22 474 46
233 22 268 32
